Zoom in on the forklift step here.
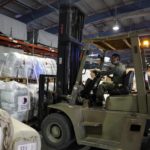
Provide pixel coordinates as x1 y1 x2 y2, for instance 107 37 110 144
80 121 102 127
80 136 120 149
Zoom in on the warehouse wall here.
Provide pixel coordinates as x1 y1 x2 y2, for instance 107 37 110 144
38 30 58 48
0 45 23 53
0 14 27 41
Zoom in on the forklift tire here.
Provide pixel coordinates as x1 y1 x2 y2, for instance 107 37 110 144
41 113 73 150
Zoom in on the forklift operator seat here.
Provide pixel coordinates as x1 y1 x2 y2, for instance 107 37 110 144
105 71 138 112
109 71 134 95
105 94 138 112
124 71 134 92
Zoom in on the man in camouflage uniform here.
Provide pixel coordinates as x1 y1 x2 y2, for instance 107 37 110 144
96 53 126 105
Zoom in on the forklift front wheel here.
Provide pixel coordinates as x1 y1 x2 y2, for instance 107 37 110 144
141 136 150 150
41 113 73 150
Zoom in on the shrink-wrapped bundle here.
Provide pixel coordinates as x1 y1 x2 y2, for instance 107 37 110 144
50 58 57 75
33 57 46 78
0 53 8 76
0 81 6 90
1 52 24 77
27 84 39 120
27 82 55 120
1 52 57 78
0 81 30 122
11 118 41 150
23 55 35 79
44 58 53 75
1 53 36 79
44 58 57 75
0 109 13 150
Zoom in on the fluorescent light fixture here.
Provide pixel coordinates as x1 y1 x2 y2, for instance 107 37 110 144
112 21 120 31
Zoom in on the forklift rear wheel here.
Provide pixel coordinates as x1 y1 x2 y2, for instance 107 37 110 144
141 136 150 150
41 113 73 150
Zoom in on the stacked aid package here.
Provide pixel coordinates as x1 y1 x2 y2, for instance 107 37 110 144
0 108 41 150
0 52 57 79
0 109 13 150
44 58 57 75
11 118 41 150
0 53 8 76
0 81 41 150
27 84 39 120
0 81 55 122
0 52 56 122
1 52 28 78
0 81 30 122
1 52 38 79
27 82 55 120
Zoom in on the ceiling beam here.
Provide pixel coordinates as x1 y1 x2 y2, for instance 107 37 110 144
46 0 150 33
90 41 105 51
85 0 150 24
102 0 125 32
84 20 150 39
18 0 80 23
123 39 131 48
102 41 116 50
0 0 15 7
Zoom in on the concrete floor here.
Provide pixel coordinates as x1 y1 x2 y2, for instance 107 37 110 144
41 138 101 150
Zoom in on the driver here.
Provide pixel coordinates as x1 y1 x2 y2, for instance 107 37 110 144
96 53 126 105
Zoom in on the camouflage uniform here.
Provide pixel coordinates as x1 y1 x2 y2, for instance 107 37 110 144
96 62 126 104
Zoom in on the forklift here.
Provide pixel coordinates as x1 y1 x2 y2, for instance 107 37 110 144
38 1 150 150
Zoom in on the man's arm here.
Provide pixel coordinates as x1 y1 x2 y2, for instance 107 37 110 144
100 65 115 76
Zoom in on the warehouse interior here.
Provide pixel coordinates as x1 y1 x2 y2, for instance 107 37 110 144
0 0 150 150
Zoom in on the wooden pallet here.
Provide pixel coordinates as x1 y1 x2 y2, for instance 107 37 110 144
0 77 37 84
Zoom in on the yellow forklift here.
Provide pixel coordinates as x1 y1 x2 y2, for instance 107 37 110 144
38 1 150 150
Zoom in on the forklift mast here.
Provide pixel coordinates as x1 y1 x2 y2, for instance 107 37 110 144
57 1 85 95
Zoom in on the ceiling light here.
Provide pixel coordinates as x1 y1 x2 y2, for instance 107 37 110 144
143 40 149 48
112 22 120 31
112 7 120 32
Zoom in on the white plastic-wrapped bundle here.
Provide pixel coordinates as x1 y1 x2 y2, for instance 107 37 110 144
27 84 39 120
50 58 57 75
11 118 41 150
1 52 56 79
0 109 13 150
44 58 57 75
23 55 35 79
1 53 36 79
0 53 8 76
44 58 53 75
0 81 30 122
33 57 46 78
1 52 25 78
0 81 6 90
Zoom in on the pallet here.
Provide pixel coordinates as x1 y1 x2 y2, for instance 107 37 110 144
0 77 37 84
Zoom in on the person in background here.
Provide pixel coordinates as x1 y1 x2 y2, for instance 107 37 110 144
95 55 104 70
92 55 106 82
82 55 103 85
145 65 150 90
96 53 126 105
